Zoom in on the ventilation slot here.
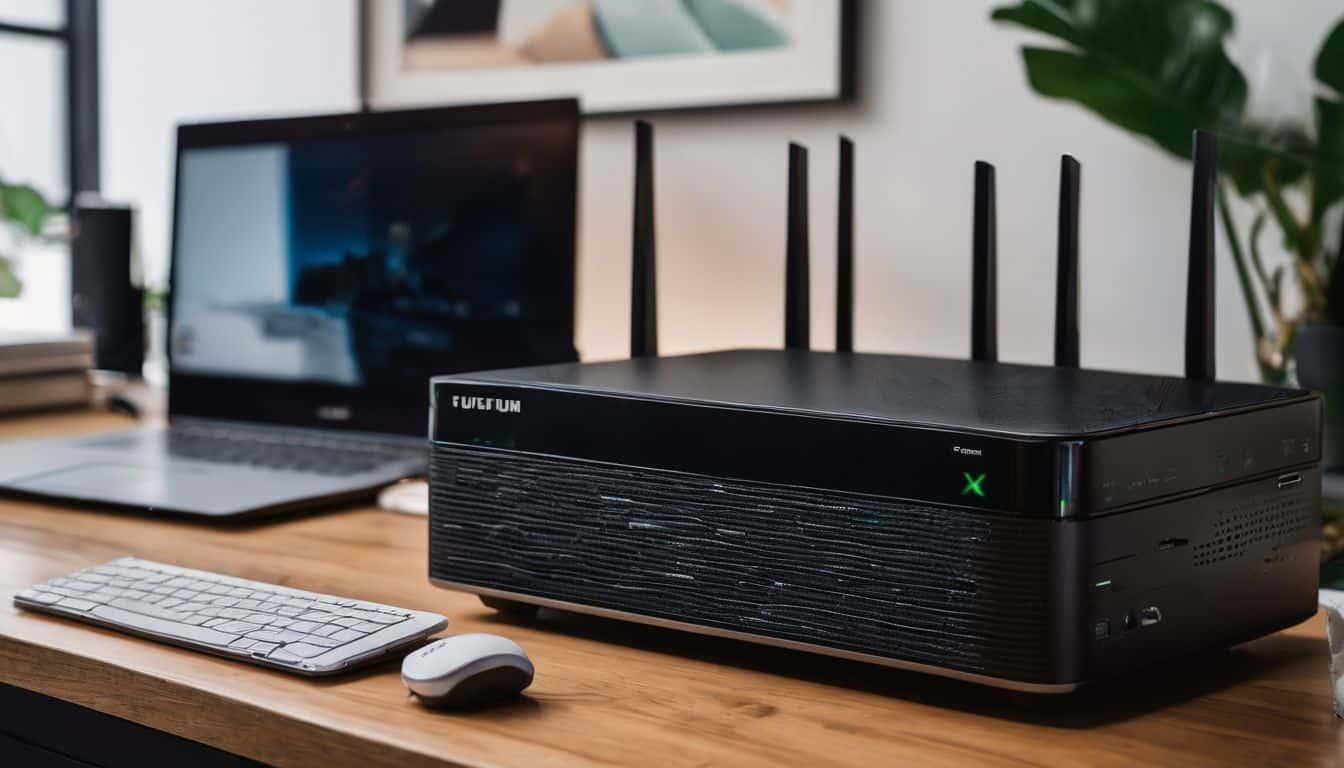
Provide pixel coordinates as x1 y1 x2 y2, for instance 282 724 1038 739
1192 491 1312 568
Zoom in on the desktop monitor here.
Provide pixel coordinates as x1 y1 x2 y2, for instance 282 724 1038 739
167 99 579 436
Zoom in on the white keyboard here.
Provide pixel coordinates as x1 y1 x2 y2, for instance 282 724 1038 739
14 558 448 676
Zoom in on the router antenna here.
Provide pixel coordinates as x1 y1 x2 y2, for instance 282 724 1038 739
1185 130 1217 381
836 136 854 353
1055 155 1080 368
631 120 658 358
971 161 997 362
785 142 811 350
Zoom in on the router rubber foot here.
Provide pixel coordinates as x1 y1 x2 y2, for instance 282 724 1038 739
481 596 540 618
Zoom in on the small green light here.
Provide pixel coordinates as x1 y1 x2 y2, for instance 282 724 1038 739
1060 499 1067 515
961 472 987 498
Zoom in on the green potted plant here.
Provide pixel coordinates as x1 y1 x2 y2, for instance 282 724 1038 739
991 0 1344 564
0 178 59 298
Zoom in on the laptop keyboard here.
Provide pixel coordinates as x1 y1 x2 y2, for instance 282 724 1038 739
87 424 422 476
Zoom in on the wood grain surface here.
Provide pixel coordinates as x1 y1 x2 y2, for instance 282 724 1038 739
0 409 1339 767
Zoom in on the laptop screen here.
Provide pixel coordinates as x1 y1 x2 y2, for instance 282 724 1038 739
167 101 578 436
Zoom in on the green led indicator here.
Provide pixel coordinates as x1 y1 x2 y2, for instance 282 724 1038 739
961 472 987 498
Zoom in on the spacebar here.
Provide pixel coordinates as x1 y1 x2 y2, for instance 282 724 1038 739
89 605 240 646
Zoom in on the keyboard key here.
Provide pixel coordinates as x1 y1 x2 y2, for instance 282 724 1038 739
219 608 249 619
353 621 384 633
20 590 62 605
108 598 190 622
289 621 320 633
90 605 241 647
215 621 262 634
229 638 256 651
57 598 98 611
312 624 340 637
267 648 304 664
245 629 306 644
243 614 276 625
270 618 295 628
298 612 335 622
249 642 278 655
281 643 329 659
299 634 341 648
331 629 364 643
332 617 362 628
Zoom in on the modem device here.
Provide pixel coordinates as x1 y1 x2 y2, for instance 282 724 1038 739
426 129 1321 692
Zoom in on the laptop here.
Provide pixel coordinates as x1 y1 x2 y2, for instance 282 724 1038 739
0 99 579 518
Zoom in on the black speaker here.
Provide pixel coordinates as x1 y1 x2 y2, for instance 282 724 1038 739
71 203 144 375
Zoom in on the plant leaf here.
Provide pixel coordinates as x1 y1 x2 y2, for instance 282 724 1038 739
1317 14 1344 95
0 255 20 298
992 0 1307 196
1316 97 1344 228
0 183 54 236
1326 247 1344 325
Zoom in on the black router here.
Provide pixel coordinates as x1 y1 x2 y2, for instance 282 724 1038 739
427 126 1321 692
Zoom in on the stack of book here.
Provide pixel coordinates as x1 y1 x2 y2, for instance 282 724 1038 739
0 330 94 415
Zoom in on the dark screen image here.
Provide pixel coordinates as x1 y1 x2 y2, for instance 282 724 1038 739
172 119 575 391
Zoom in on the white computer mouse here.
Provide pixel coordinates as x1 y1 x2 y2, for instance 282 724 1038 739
402 633 534 708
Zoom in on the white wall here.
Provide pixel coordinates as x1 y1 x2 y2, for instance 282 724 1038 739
100 0 360 285
0 5 70 333
85 0 1344 382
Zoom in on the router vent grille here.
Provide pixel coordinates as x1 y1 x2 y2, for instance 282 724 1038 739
429 444 1061 683
1192 490 1312 568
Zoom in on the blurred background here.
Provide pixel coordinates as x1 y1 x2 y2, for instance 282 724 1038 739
0 0 1341 380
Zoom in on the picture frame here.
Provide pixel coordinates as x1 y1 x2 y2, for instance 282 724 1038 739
361 0 857 115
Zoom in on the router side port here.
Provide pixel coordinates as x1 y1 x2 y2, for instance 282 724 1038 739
1277 472 1303 489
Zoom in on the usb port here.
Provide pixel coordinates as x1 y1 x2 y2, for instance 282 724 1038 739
1157 538 1188 551
1277 472 1302 489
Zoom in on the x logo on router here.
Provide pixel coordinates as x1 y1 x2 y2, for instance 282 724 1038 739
961 472 987 498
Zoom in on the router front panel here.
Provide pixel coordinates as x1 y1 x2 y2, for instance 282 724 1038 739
429 441 1087 688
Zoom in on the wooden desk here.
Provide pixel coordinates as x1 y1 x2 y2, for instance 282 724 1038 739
0 411 1340 767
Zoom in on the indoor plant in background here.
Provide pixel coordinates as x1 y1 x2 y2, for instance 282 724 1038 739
991 0 1344 565
0 176 58 298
